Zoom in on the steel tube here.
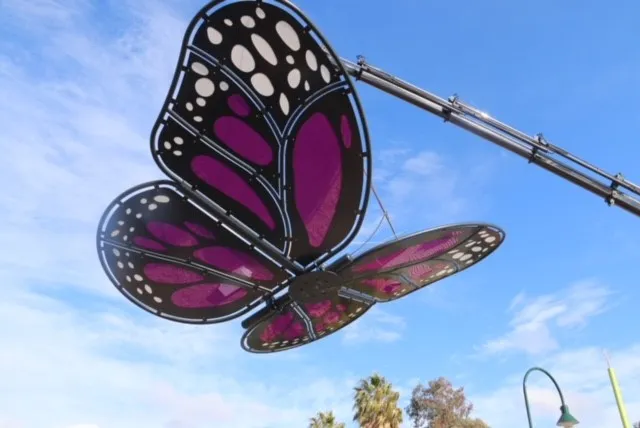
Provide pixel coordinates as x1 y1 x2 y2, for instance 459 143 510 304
342 58 640 218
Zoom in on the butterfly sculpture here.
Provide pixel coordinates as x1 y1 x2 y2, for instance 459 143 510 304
96 0 505 353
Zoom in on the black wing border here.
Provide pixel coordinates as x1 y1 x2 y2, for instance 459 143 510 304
148 0 373 273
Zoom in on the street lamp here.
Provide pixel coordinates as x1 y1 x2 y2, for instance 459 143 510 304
523 367 579 428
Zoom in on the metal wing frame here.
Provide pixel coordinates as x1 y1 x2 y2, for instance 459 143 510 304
149 0 373 272
97 0 374 327
239 223 505 353
95 0 508 354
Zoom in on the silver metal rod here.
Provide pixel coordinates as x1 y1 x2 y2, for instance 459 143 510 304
341 57 640 218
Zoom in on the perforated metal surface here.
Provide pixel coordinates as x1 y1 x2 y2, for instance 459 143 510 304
241 223 505 352
338 224 505 302
241 293 370 353
150 0 372 267
96 0 506 354
96 0 372 329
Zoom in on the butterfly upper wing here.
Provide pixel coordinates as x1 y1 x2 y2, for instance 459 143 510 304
97 181 290 323
241 293 371 353
335 224 505 302
151 0 371 268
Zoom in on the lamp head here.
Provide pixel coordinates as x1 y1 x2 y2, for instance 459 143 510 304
556 404 579 427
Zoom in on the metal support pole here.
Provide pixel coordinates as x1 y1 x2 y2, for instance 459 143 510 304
523 367 566 427
340 57 640 219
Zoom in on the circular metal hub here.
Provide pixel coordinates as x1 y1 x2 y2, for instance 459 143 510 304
288 271 342 304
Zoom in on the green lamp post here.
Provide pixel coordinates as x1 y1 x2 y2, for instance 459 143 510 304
523 367 579 428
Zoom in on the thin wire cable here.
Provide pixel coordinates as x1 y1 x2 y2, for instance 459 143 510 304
349 214 386 256
371 183 397 239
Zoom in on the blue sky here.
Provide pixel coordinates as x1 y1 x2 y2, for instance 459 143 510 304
0 0 639 427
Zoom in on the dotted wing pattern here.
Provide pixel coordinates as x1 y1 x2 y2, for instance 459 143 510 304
240 223 505 353
97 181 290 323
96 0 507 354
150 0 371 267
241 295 370 353
97 0 371 327
337 224 505 302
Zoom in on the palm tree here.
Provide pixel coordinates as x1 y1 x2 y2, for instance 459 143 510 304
309 410 346 428
353 373 403 428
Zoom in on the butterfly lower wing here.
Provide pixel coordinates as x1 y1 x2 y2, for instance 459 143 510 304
241 292 371 353
336 224 505 302
151 0 371 267
97 181 289 322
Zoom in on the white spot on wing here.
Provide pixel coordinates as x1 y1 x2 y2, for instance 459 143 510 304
251 34 278 66
241 16 255 28
320 64 331 83
191 62 209 76
250 73 274 96
195 78 215 97
275 21 300 51
207 27 222 44
231 45 256 73
279 93 289 115
305 50 317 71
287 68 301 88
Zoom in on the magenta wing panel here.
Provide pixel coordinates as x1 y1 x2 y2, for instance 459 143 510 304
241 294 370 353
99 244 262 323
150 0 371 267
97 181 293 322
337 224 505 302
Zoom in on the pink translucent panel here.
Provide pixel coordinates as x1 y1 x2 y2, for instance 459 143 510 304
193 246 275 281
340 115 352 149
403 261 450 282
183 221 215 239
293 112 342 247
305 300 332 317
171 283 248 308
191 155 276 229
352 231 463 273
305 298 364 334
147 221 198 247
213 116 273 165
259 311 306 342
133 236 167 251
226 94 251 117
361 278 404 295
143 263 204 284
100 243 261 322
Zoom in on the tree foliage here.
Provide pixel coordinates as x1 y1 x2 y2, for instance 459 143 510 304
309 411 345 428
405 377 489 428
309 374 489 428
632 421 640 428
353 373 403 428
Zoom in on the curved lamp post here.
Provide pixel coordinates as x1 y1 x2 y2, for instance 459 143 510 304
523 367 579 428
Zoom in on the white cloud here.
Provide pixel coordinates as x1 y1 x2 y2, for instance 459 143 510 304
345 145 497 255
370 146 497 236
468 281 639 428
0 0 180 296
0 287 359 428
402 151 445 176
4 2 636 428
471 345 640 428
0 2 359 427
480 280 611 356
342 306 406 345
